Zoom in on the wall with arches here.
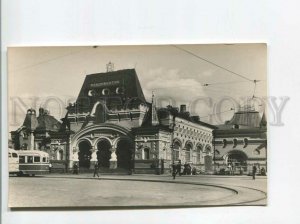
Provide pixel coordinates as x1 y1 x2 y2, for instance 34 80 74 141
214 135 267 174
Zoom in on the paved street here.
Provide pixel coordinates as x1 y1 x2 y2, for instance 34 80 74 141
8 174 267 208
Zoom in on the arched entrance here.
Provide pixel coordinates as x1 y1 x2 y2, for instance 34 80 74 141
97 139 111 168
78 141 92 168
226 150 248 173
227 150 247 166
204 145 213 172
116 139 133 169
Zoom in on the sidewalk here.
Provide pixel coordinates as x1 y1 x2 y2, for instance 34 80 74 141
44 172 267 180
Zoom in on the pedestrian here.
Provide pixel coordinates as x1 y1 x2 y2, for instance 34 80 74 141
73 162 78 174
171 162 177 179
252 165 257 180
192 167 197 175
227 163 232 175
177 160 182 176
187 163 192 175
49 163 52 174
261 167 266 176
183 162 188 175
93 162 100 178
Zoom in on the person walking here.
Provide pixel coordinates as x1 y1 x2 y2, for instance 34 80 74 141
93 162 100 178
177 160 182 176
252 165 257 180
227 163 232 175
172 162 177 179
73 162 79 174
48 163 52 174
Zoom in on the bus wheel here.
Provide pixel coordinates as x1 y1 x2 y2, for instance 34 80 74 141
17 172 23 177
31 174 35 177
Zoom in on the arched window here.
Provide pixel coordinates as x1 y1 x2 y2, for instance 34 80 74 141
143 148 150 160
185 142 193 162
58 150 64 160
205 145 212 154
173 140 181 161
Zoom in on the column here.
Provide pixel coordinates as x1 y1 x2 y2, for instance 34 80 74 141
90 146 97 162
72 146 79 163
67 137 72 170
109 146 117 169
90 146 98 168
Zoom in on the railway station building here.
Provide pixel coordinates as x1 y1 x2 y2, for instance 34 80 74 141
11 67 267 175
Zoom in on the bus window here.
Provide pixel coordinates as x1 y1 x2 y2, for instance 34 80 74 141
8 153 11 158
42 157 46 162
19 156 25 163
12 153 18 158
34 156 40 162
27 156 33 163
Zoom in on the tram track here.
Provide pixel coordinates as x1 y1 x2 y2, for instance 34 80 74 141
39 175 267 206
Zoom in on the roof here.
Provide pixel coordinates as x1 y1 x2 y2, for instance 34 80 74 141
217 110 265 130
214 128 267 138
141 103 159 127
73 69 146 112
36 114 62 132
141 105 217 130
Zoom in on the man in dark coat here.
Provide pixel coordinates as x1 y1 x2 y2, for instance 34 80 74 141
73 162 79 174
172 162 177 179
177 160 182 176
93 162 100 178
252 165 257 180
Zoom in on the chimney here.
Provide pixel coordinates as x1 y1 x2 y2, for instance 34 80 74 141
39 107 44 116
180 105 186 113
191 116 200 122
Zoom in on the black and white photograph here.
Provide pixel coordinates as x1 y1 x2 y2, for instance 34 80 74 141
7 44 267 208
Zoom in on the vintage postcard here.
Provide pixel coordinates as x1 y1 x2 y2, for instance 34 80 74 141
8 44 267 208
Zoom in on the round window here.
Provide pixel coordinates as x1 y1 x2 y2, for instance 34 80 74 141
88 89 96 96
102 88 110 95
116 87 125 94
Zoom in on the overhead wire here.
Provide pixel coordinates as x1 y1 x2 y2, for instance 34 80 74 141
199 108 234 119
172 45 254 82
202 80 249 86
9 47 95 73
171 45 266 106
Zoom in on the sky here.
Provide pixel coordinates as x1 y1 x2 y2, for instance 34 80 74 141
8 44 267 132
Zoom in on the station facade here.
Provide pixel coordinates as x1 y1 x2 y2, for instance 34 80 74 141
213 109 267 175
11 67 267 175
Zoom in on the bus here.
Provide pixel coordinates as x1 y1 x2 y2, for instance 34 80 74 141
8 148 19 175
17 150 50 176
